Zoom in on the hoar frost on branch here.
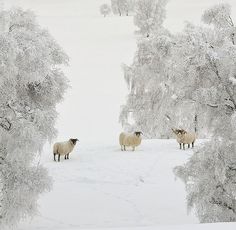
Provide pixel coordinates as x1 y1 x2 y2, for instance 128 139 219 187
0 8 69 228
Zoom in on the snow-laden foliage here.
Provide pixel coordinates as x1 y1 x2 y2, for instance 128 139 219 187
0 8 69 228
120 30 176 138
134 0 168 37
121 1 206 138
111 0 135 16
100 4 111 17
120 0 173 138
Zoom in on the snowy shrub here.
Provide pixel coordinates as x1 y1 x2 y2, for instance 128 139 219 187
0 8 69 228
100 4 111 17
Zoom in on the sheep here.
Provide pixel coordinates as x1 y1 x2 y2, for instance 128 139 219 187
172 128 196 150
119 131 142 151
172 128 184 149
53 138 79 162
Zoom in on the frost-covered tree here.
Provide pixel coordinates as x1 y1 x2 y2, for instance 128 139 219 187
0 8 69 228
120 29 176 138
111 0 135 16
120 0 204 138
174 4 236 222
134 0 168 37
121 2 231 139
100 4 111 17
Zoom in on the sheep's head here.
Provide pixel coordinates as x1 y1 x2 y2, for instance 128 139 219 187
172 128 186 137
70 138 79 145
134 131 143 137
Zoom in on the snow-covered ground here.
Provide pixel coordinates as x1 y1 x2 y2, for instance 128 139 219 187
18 140 236 230
18 139 196 229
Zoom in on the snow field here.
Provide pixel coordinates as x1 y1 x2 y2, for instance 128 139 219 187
19 139 198 229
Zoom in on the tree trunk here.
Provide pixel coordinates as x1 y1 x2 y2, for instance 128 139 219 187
194 114 198 133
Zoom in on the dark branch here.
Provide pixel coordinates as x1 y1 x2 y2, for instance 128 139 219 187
211 197 236 214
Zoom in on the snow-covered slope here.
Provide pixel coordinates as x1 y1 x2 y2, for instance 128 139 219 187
18 139 198 229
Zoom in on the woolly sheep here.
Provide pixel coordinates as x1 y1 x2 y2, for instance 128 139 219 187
119 131 142 151
172 128 196 150
53 138 79 162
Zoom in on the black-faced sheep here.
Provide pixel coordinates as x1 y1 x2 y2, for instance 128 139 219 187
172 128 196 150
119 131 142 151
53 138 79 162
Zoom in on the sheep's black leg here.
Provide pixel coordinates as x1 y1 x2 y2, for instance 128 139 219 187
183 144 185 150
179 143 182 149
65 155 67 160
54 153 56 161
188 144 190 148
67 154 69 159
124 146 126 151
192 142 194 148
58 154 60 162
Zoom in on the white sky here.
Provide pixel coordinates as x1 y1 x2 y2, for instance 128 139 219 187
3 0 236 143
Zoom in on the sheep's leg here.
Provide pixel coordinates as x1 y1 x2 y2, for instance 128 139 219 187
192 142 194 148
179 143 182 149
67 154 69 159
54 153 56 161
188 144 190 148
65 155 67 160
132 146 135 151
124 146 126 151
58 154 60 162
183 144 185 150
121 145 123 151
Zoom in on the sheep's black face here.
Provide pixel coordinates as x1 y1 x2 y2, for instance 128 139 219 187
70 138 79 145
172 128 186 136
134 131 142 137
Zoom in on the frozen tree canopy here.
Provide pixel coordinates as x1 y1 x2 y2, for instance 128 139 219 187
0 7 69 228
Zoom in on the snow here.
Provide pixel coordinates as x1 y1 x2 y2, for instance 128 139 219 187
4 1 236 229
18 139 196 229
18 140 236 230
